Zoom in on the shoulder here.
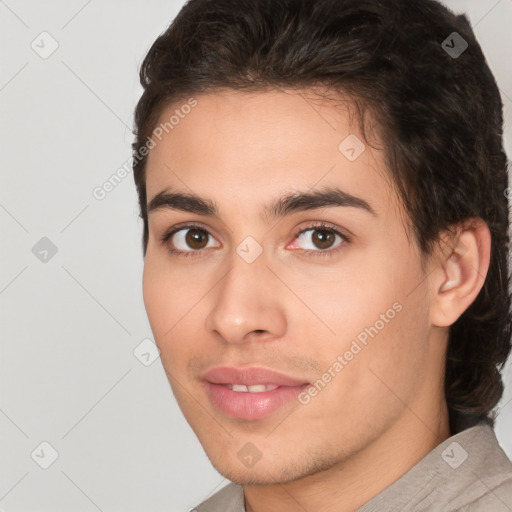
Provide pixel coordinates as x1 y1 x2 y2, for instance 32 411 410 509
356 421 512 512
453 477 512 511
194 482 245 512
429 423 512 511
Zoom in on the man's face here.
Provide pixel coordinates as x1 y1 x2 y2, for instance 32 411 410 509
142 89 445 484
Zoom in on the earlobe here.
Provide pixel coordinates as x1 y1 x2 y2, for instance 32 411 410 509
430 219 491 327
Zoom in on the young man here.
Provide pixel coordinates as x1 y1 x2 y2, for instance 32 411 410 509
131 0 512 510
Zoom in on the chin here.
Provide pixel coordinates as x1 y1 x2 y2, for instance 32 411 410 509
204 447 340 486
211 464 298 486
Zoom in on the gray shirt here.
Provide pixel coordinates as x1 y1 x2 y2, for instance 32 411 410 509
194 421 512 511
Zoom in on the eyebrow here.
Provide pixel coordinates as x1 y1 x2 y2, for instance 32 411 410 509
147 186 377 220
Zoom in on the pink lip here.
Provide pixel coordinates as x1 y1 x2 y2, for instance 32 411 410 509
202 366 310 420
202 366 309 387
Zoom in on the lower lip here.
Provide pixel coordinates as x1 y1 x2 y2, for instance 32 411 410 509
204 382 309 420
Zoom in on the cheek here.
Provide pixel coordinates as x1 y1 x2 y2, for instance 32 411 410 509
142 252 207 373
142 248 196 335
142 253 188 360
291 253 405 347
301 244 429 388
346 274 430 403
142 255 169 338
301 293 430 437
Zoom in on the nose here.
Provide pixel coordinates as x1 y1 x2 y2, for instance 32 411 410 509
204 248 287 345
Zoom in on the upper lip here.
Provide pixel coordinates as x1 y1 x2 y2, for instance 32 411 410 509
202 366 309 387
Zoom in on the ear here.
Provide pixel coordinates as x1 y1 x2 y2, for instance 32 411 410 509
429 218 491 328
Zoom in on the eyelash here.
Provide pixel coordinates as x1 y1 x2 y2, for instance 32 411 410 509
159 221 351 259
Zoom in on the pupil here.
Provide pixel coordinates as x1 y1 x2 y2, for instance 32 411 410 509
186 228 208 249
313 230 334 249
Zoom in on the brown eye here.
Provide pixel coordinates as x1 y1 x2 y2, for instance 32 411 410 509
165 225 221 256
297 227 341 250
290 223 349 256
184 228 209 249
311 229 336 249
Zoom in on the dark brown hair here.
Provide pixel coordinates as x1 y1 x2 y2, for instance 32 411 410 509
132 0 512 434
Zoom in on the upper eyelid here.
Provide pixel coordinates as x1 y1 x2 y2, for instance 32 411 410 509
162 221 219 242
294 223 350 245
164 221 343 236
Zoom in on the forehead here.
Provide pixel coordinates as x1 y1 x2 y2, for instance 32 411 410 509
144 88 400 221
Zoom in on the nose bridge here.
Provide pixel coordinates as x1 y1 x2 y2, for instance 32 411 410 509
205 242 286 343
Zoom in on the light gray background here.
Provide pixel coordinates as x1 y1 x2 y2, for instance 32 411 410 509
1 1 511 511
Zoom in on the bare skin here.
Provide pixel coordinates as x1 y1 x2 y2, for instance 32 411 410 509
142 88 491 512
